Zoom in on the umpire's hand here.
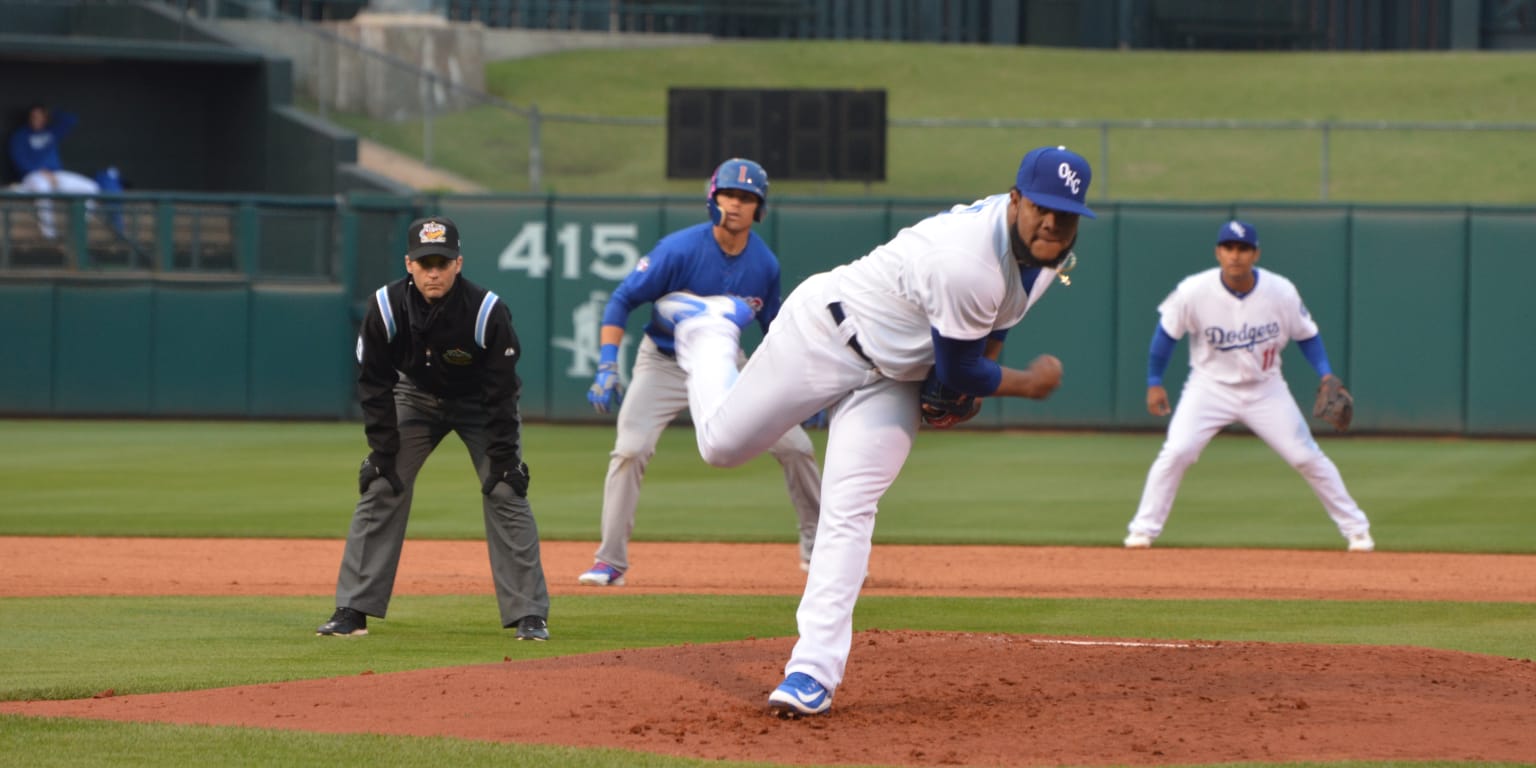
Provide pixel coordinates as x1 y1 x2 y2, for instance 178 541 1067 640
482 460 531 497
359 452 404 495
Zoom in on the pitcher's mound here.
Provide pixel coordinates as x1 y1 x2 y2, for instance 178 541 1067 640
7 630 1535 766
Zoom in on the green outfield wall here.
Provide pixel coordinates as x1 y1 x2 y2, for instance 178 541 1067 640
4 197 1534 435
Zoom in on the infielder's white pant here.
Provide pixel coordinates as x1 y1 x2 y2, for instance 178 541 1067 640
1127 372 1371 541
17 170 100 239
594 335 821 571
673 273 917 693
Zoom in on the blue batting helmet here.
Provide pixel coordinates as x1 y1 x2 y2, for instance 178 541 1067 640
706 158 768 225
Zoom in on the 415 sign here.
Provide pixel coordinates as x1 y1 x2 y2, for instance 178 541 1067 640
497 222 640 281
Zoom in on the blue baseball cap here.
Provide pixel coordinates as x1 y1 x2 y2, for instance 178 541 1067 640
1015 146 1096 219
1216 219 1259 247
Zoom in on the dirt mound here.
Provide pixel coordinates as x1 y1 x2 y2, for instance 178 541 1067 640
6 630 1534 765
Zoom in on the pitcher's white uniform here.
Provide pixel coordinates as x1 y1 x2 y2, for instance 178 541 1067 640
669 192 1064 695
1125 266 1371 544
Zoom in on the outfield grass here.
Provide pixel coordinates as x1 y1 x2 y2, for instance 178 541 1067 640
3 420 1533 553
326 43 1536 203
3 419 1533 767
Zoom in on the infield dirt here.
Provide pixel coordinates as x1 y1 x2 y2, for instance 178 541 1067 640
3 537 1534 766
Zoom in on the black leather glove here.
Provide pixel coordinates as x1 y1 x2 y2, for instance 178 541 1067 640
482 460 530 497
359 452 404 495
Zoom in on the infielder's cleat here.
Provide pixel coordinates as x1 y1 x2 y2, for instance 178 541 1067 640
654 292 754 333
767 672 832 718
512 615 550 641
316 607 368 637
1123 532 1154 549
577 561 626 586
1346 532 1375 552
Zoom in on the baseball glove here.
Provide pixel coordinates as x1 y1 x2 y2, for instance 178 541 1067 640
919 370 982 429
1313 374 1354 432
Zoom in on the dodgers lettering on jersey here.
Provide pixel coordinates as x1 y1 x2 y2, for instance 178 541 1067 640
603 221 783 355
1158 267 1319 385
827 193 1058 381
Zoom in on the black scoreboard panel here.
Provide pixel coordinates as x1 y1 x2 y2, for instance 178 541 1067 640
667 88 887 182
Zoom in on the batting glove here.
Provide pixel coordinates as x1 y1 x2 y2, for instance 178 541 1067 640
482 460 530 497
588 363 624 414
359 452 404 495
587 343 624 414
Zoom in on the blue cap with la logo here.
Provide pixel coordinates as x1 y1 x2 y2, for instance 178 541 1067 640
1216 219 1259 247
1015 145 1096 219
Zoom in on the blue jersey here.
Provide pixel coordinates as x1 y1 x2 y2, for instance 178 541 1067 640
603 222 783 355
8 111 78 176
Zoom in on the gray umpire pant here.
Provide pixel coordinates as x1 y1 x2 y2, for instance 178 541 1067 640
335 378 550 628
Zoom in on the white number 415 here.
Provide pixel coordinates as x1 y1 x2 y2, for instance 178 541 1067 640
497 222 640 281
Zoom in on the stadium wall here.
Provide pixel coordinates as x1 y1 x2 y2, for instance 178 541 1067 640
4 198 1533 436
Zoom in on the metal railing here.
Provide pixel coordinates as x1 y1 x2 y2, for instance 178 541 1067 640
894 116 1536 202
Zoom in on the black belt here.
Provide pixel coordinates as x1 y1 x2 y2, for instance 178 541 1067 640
827 302 876 367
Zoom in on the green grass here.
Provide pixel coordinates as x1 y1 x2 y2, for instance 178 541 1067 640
3 419 1534 766
3 420 1534 553
0 716 783 768
3 595 1531 701
330 43 1536 203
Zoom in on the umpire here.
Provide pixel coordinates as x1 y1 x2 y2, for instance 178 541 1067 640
317 215 551 641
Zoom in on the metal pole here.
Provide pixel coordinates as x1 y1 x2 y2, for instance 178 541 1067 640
1319 122 1330 201
1099 122 1110 200
529 104 543 192
423 72 434 167
318 32 329 122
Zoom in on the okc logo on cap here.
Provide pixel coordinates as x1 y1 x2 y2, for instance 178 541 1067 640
1015 146 1096 219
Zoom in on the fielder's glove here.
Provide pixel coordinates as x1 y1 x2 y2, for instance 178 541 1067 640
801 409 829 430
919 370 983 429
1313 374 1354 432
359 452 404 495
587 361 623 414
482 460 530 497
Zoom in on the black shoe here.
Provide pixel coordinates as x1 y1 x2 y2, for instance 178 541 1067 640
316 607 368 636
513 615 548 641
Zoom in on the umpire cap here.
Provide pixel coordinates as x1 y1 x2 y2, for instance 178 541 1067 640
407 216 461 260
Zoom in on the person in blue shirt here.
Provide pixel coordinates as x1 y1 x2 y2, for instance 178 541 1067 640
578 158 821 587
8 104 102 239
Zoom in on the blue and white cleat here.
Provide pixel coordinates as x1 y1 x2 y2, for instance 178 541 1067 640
767 672 832 718
577 561 626 586
655 292 754 333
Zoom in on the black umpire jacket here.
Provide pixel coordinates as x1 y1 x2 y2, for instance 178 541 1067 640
356 274 523 467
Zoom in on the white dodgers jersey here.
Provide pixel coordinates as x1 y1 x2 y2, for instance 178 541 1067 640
827 193 1059 381
1159 267 1319 386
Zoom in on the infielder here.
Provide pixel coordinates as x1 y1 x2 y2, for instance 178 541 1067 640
579 157 821 587
1123 220 1373 552
653 146 1095 717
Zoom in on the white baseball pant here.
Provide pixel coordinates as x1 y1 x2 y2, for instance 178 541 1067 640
594 335 820 571
672 273 918 693
1128 372 1371 540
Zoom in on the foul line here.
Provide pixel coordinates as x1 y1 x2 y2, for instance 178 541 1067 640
1028 638 1218 649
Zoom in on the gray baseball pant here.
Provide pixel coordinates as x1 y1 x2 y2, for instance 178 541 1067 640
335 378 550 627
